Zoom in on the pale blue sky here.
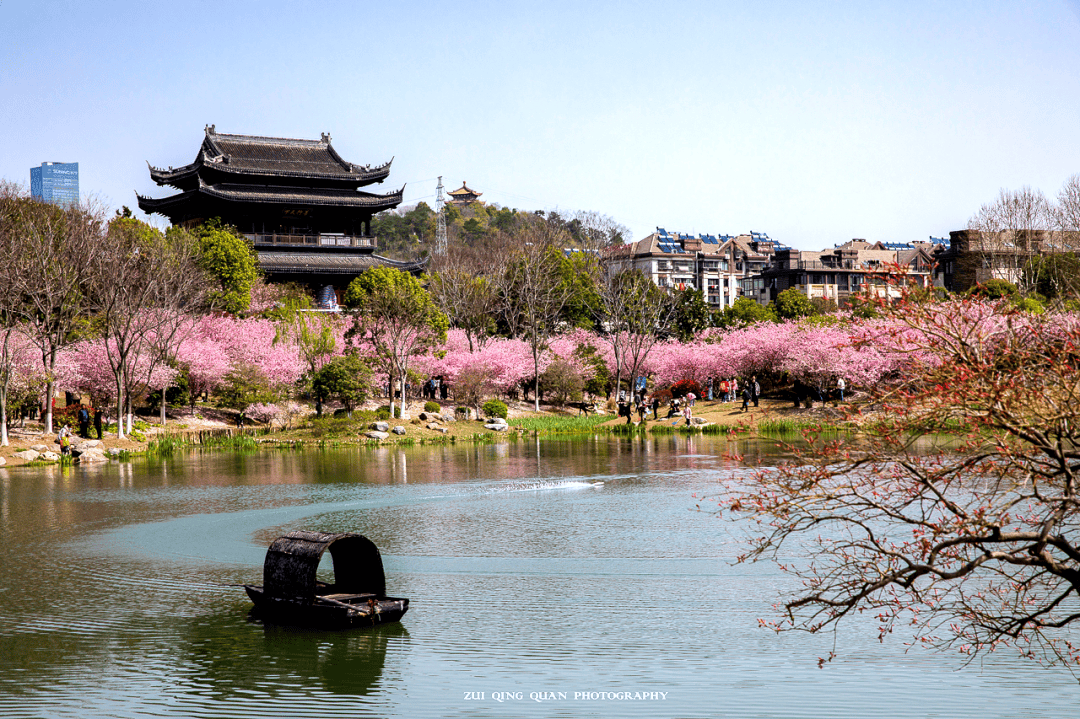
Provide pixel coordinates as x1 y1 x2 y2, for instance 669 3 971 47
3 0 1079 249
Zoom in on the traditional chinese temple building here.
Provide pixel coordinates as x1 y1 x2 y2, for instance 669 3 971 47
137 125 424 308
446 181 483 207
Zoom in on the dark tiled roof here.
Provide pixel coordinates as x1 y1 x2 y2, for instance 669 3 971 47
148 161 200 185
257 251 425 274
136 188 197 214
147 126 393 186
205 128 379 176
199 182 404 208
149 157 392 187
137 182 404 214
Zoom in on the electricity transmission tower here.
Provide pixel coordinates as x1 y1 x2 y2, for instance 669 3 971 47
434 176 447 255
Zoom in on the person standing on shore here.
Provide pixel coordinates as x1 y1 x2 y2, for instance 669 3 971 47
837 377 846 402
719 378 729 403
751 377 761 408
77 406 90 438
93 408 104 440
741 385 751 412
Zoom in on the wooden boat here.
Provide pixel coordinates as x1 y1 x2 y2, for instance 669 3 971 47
244 530 409 628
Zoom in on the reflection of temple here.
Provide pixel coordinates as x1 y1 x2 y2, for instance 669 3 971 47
137 125 424 308
446 181 483 207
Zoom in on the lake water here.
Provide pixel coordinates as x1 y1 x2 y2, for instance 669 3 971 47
0 434 1076 718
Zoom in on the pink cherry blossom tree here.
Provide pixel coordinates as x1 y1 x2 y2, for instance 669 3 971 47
0 327 40 446
718 298 1080 667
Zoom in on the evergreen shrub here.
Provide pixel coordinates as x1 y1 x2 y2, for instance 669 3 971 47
482 399 508 419
376 405 402 420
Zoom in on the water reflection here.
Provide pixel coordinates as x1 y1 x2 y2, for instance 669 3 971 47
181 613 408 698
0 434 1075 719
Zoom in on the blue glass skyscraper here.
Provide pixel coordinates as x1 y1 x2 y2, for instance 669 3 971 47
30 162 79 205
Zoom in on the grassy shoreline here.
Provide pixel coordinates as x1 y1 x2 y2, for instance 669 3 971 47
3 398 868 469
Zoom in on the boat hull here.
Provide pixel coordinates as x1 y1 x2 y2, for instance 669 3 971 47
245 585 409 629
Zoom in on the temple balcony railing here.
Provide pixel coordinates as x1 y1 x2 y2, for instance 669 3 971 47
247 233 378 249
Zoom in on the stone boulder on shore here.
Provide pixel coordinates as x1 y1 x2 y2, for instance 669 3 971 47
75 449 107 463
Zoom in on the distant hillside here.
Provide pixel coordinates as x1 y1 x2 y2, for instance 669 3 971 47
371 202 629 261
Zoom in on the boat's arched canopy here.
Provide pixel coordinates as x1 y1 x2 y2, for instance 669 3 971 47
262 531 386 600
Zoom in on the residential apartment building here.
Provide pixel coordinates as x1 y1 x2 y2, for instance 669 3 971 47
604 228 779 308
741 239 938 305
933 229 1080 293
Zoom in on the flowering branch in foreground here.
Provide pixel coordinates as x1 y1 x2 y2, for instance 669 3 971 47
717 297 1080 668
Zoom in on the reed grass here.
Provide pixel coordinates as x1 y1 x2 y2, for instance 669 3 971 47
201 434 259 450
755 417 826 434
148 435 186 456
510 415 612 433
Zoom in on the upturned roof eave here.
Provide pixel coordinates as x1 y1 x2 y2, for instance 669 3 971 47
199 183 405 209
149 157 393 188
257 251 426 274
138 183 405 212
